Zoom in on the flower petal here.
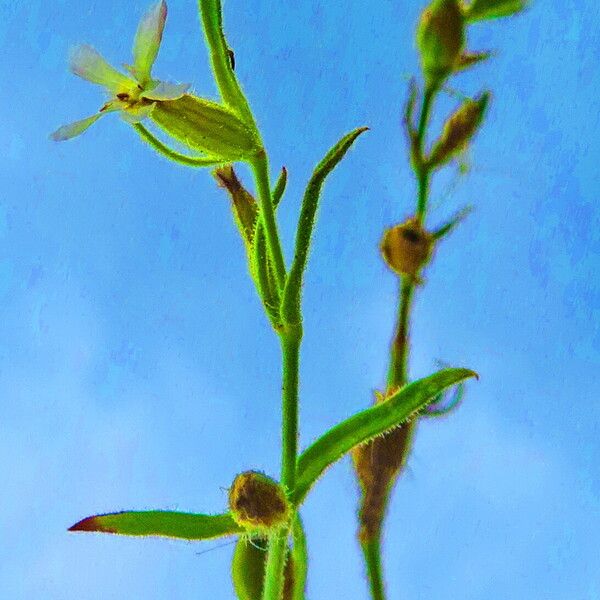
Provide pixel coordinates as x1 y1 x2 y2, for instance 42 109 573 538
141 81 189 101
132 0 167 85
70 45 134 93
50 113 105 141
120 102 156 124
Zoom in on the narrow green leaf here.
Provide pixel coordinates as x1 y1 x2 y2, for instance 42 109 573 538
291 514 308 600
252 224 282 327
292 368 477 504
69 510 243 540
432 206 473 240
272 167 288 208
280 127 368 325
465 0 528 22
198 0 256 127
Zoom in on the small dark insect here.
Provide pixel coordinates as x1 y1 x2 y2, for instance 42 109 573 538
228 48 235 70
116 92 130 101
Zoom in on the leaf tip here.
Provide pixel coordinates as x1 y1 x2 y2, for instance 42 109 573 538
68 515 114 533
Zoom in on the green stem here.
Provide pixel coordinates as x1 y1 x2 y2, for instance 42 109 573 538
415 84 436 221
280 328 302 492
198 0 256 127
263 327 302 600
387 277 414 388
133 124 225 168
361 537 386 600
251 153 287 291
262 532 289 600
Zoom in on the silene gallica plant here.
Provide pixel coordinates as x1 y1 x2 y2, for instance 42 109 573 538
53 1 527 598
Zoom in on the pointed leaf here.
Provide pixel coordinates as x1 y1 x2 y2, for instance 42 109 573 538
465 0 528 21
142 81 190 101
272 167 288 208
132 0 167 84
280 127 368 326
292 368 477 504
70 45 133 93
69 510 243 540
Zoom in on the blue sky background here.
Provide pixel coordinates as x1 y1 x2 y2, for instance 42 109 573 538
1 0 599 598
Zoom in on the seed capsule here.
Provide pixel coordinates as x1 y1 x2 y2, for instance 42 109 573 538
380 218 434 279
229 471 291 532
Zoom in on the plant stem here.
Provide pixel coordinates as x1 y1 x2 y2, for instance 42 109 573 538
251 153 288 291
263 326 302 600
362 537 386 600
387 277 414 388
361 83 438 600
280 327 302 491
262 532 288 600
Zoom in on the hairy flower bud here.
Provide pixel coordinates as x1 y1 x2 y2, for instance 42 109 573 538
229 471 291 532
381 218 434 279
416 0 465 84
214 165 259 246
151 94 262 162
428 92 490 168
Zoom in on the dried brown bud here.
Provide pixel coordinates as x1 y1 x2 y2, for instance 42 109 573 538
381 218 434 279
229 471 291 532
214 165 259 246
353 390 416 542
428 92 490 168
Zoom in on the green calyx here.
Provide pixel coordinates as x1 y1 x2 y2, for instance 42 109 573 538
151 94 262 162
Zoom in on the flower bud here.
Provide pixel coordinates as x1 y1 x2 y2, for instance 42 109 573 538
151 94 262 162
232 537 295 600
214 165 259 246
381 218 434 279
416 0 465 84
428 92 490 168
229 471 291 532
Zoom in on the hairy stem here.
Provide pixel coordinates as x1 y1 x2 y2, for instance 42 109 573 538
263 326 302 600
292 514 308 600
262 532 289 600
251 153 288 291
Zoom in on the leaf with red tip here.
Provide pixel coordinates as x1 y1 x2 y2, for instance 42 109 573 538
69 510 243 540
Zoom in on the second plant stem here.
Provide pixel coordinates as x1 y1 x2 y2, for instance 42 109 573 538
361 82 438 600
